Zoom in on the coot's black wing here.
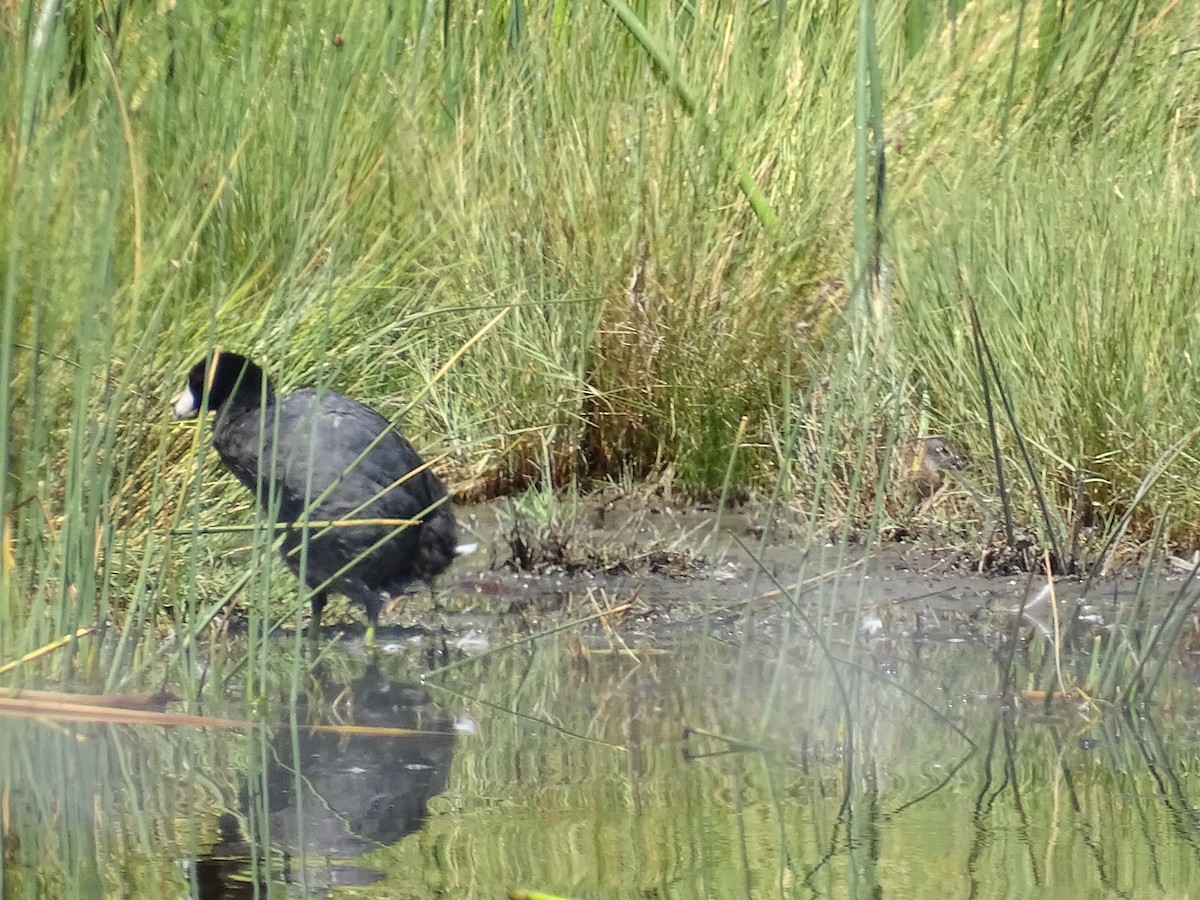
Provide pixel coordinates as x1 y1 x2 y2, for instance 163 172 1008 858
213 388 457 595
272 390 446 524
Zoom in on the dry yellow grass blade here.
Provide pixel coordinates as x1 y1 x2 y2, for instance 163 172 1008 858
0 686 178 710
1 515 12 573
0 694 250 730
0 626 96 678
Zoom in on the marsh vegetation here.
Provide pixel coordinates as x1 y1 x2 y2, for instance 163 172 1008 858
4 0 1200 896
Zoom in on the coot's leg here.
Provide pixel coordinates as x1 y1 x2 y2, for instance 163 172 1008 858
361 593 384 650
307 591 328 647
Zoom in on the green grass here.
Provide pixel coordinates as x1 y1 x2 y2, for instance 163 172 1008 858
2 0 1200 676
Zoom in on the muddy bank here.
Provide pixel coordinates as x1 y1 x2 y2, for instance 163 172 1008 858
356 492 1171 652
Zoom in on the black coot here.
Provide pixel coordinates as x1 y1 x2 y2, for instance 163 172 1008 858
173 350 467 646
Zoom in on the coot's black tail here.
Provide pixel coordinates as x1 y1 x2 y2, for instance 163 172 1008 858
413 505 459 582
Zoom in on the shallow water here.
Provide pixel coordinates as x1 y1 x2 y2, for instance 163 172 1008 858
4 571 1200 898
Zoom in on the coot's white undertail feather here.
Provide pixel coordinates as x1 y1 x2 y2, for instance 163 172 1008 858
173 350 463 647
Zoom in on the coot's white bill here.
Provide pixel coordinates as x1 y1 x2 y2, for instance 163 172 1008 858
455 542 479 556
172 386 198 420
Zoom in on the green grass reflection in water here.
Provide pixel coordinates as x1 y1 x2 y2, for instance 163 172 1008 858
4 630 1200 898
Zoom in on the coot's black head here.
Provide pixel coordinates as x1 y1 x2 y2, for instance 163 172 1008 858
172 351 273 420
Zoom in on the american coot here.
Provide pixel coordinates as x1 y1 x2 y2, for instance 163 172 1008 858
172 350 471 647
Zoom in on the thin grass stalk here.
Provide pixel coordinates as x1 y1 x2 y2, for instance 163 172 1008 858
745 369 802 616
828 371 884 630
977 321 1066 569
963 286 1016 548
1083 423 1200 588
0 290 15 661
998 0 1027 136
430 678 629 753
1096 507 1170 702
600 0 778 229
733 536 852 730
852 0 886 354
1040 551 1069 696
116 559 262 692
1078 2 1139 130
1119 512 1194 702
423 602 631 680
99 50 145 283
1139 564 1200 702
756 584 793 743
1135 712 1200 820
735 360 843 698
710 415 748 546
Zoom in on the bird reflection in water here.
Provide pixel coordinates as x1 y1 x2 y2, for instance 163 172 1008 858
190 663 458 897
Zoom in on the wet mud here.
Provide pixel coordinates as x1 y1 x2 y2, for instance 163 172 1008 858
312 493 1182 658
